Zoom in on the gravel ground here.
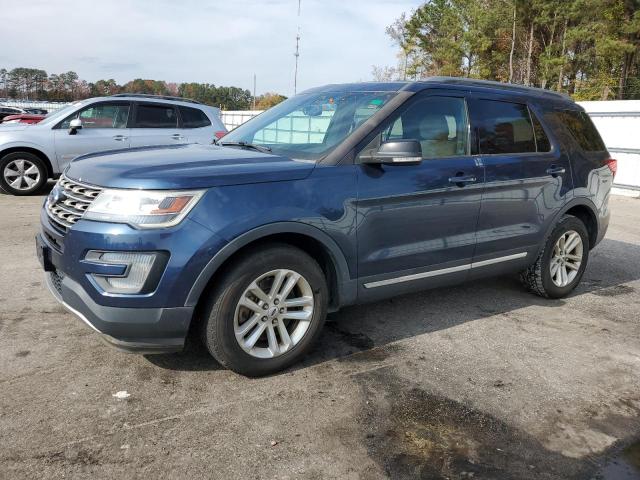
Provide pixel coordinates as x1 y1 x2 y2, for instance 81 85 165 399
1 189 639 479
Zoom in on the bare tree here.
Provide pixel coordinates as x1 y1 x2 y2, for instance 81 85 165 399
509 3 516 83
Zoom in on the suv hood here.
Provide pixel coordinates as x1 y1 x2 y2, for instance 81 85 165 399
65 144 316 190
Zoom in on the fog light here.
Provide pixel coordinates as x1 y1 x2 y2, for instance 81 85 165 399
85 251 159 294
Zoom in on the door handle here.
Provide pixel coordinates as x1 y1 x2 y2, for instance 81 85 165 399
448 174 477 186
171 134 185 140
546 166 566 177
112 135 128 141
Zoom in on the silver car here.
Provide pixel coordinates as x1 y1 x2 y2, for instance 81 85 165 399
0 94 226 195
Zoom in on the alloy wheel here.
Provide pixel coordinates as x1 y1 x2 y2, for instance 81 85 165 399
3 159 41 191
234 269 314 359
550 230 583 287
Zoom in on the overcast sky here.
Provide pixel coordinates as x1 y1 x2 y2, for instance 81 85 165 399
1 0 423 96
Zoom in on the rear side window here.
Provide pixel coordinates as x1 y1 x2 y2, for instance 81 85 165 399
554 110 605 151
134 104 177 128
474 100 536 154
179 106 211 128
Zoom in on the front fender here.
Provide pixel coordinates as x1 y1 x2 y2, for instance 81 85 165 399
185 221 357 308
0 140 59 173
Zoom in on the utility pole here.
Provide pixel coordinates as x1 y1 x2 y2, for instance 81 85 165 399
253 73 256 110
293 0 301 95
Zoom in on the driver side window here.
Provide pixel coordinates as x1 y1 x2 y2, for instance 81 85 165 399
358 96 469 161
59 103 130 129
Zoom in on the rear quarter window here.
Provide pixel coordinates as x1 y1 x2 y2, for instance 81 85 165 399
179 106 212 128
553 110 606 152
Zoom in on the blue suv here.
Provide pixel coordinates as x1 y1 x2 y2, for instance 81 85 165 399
37 78 615 376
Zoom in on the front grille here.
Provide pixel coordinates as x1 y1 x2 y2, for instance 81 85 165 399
44 230 63 252
50 270 64 295
46 175 102 233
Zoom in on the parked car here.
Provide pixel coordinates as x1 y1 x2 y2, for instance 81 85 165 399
23 108 48 115
0 106 26 121
37 78 614 376
0 94 227 195
1 113 45 124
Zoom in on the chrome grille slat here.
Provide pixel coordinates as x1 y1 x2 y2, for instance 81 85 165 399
61 190 95 204
55 201 85 216
45 175 102 235
46 204 74 229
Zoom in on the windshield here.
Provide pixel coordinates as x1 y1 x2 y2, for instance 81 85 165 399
221 91 397 161
38 101 86 126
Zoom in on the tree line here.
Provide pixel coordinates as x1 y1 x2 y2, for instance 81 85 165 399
374 0 640 100
0 68 287 110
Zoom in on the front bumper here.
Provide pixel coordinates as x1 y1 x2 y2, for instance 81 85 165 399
44 267 193 353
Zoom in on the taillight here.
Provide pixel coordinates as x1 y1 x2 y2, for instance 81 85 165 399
605 158 617 178
214 131 226 140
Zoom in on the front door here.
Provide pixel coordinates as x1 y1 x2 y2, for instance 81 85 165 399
467 96 573 276
53 101 131 169
355 93 484 300
129 102 188 147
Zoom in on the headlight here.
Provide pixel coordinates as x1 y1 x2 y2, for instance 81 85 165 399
84 189 204 228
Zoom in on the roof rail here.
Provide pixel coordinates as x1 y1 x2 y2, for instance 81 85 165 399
111 93 203 105
421 77 572 100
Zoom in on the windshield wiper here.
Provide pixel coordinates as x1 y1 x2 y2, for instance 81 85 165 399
219 141 272 153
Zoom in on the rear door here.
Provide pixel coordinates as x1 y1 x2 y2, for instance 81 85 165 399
356 91 485 300
129 102 187 147
468 96 573 275
52 101 131 168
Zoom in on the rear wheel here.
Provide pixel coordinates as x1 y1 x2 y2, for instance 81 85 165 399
201 244 328 376
0 152 48 195
520 215 590 298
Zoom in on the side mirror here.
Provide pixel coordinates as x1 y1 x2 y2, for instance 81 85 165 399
362 139 423 165
69 118 82 135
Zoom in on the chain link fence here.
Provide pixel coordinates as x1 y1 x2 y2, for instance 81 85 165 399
0 99 72 112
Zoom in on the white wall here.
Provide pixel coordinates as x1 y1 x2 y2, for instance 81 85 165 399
220 110 263 131
578 100 640 191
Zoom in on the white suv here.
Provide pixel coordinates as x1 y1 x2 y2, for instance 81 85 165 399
0 94 226 195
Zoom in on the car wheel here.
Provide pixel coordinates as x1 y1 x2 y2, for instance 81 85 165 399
0 152 48 195
520 215 590 298
201 244 328 376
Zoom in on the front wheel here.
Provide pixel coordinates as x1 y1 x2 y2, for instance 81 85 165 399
0 152 48 195
520 215 590 298
201 244 328 376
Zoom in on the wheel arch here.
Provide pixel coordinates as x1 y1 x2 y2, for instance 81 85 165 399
563 203 598 249
539 198 600 255
185 222 356 312
0 146 54 178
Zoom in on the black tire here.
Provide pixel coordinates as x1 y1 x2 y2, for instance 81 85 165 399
520 215 590 298
200 244 328 376
0 152 48 195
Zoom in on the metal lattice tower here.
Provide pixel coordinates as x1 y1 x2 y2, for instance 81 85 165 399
294 0 301 95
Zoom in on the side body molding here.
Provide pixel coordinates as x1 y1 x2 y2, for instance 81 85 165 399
185 222 357 309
